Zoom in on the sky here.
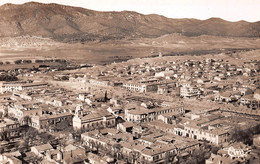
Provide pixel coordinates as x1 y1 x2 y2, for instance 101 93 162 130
0 0 259 22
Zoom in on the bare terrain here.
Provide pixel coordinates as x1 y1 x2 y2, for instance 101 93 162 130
0 2 260 64
1 34 260 64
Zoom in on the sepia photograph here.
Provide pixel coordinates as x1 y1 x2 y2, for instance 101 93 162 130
0 0 259 163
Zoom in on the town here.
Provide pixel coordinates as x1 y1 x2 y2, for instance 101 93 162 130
0 52 260 164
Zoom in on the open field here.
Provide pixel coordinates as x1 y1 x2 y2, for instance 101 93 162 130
1 35 260 64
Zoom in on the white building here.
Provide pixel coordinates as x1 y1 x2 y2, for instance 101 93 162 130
180 84 201 98
73 109 116 130
0 81 47 93
122 82 158 93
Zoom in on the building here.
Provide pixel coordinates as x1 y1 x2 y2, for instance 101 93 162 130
73 109 116 131
0 154 22 164
180 83 201 98
8 101 42 124
122 82 158 93
31 112 73 130
206 143 259 164
182 122 231 145
0 81 26 93
0 81 47 93
31 143 53 157
89 79 110 87
157 112 179 124
254 89 260 100
125 106 184 123
0 118 21 141
139 144 177 163
62 144 87 164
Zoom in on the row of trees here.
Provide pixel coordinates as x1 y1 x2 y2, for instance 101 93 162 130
2 59 67 65
0 61 11 65
83 138 178 164
0 74 18 81
35 59 67 63
0 60 32 65
14 59 32 64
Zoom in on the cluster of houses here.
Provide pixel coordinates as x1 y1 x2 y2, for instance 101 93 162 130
63 58 260 109
0 56 259 163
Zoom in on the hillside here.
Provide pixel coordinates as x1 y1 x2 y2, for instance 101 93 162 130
0 2 260 43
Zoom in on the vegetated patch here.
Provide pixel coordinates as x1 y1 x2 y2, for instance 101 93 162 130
0 62 63 71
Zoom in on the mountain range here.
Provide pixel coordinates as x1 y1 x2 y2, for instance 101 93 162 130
0 2 260 42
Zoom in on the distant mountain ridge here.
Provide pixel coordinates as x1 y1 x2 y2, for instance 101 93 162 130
0 2 260 42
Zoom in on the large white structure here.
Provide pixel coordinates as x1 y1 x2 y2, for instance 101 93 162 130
0 81 47 93
73 109 116 130
122 82 158 93
125 106 184 123
180 83 201 98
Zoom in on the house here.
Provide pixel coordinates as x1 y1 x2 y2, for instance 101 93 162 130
73 109 116 131
253 134 260 148
89 79 110 87
31 112 73 130
0 154 22 164
7 101 43 124
122 81 159 93
239 94 260 109
139 144 177 163
0 118 21 141
107 106 123 117
157 111 179 124
180 84 201 98
31 143 53 157
0 81 47 93
214 91 238 103
62 144 87 164
45 149 62 163
254 89 260 100
206 143 259 164
183 123 231 145
117 121 135 133
147 120 175 134
125 106 184 123
45 145 87 164
87 152 107 164
155 71 174 79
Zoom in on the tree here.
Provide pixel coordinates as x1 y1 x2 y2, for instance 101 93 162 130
0 147 4 154
38 132 55 144
35 59 44 63
61 75 69 81
23 60 32 64
104 91 109 102
231 125 260 145
23 116 32 125
14 60 22 64
0 75 18 81
5 61 10 65
56 121 71 131
23 127 39 145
